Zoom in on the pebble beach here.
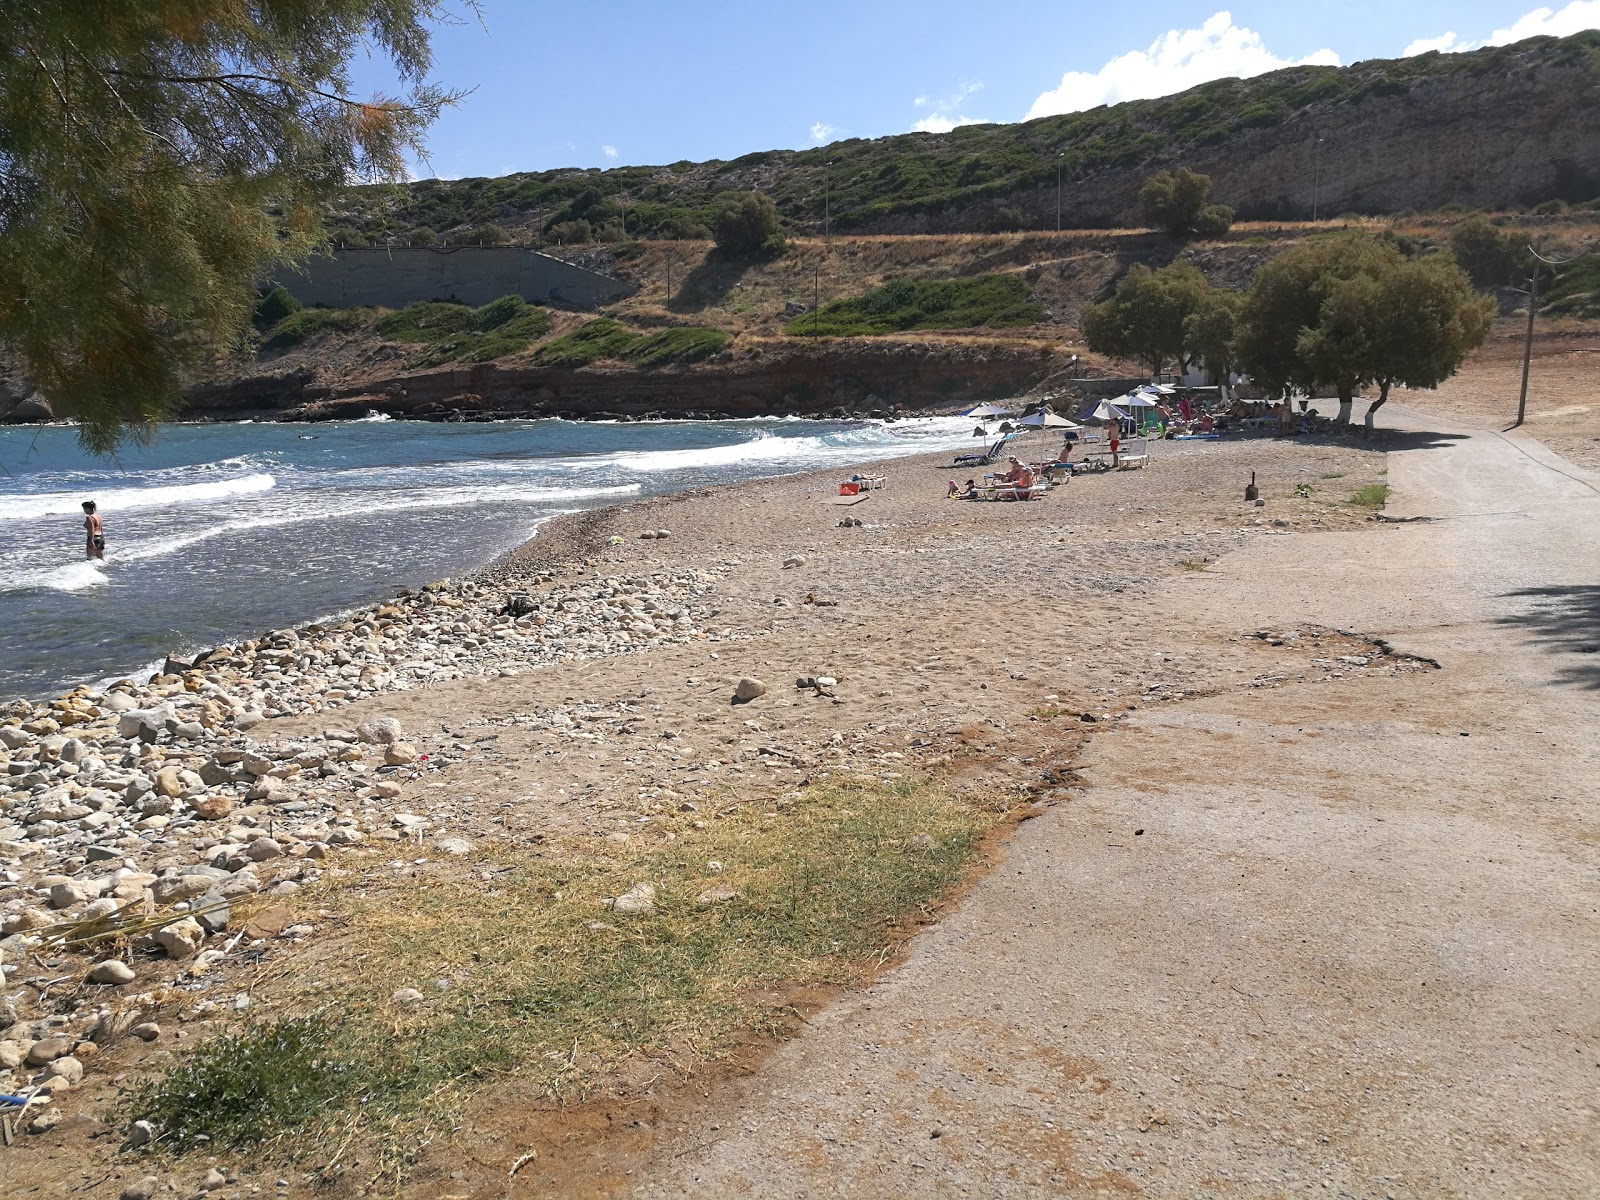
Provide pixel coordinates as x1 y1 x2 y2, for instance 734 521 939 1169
0 422 1418 1176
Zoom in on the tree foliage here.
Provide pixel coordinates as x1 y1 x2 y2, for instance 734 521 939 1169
1081 262 1215 377
1137 168 1234 237
1235 234 1492 423
713 191 786 258
1449 216 1523 288
0 2 461 451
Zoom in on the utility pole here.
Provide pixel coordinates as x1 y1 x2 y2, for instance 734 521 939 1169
1311 135 1325 222
1515 240 1598 428
665 253 672 312
1056 152 1064 232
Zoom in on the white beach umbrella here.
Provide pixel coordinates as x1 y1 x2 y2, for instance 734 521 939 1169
1116 391 1159 408
962 403 1015 419
1090 401 1129 422
1015 409 1080 429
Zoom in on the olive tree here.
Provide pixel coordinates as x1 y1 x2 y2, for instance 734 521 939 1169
0 2 462 451
1081 261 1214 378
1138 168 1234 238
713 191 786 258
1236 235 1491 424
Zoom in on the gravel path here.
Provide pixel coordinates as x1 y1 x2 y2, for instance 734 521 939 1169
625 407 1600 1199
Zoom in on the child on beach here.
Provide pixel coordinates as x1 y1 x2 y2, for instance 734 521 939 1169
82 501 105 561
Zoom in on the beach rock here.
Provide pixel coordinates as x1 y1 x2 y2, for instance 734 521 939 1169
88 960 136 986
435 836 473 856
151 874 213 905
233 710 265 731
26 1108 63 1134
0 1042 25 1069
240 753 273 777
117 707 171 742
44 1055 84 1085
152 766 186 798
48 881 88 909
129 1023 161 1042
392 987 425 1005
120 1177 162 1200
154 917 205 959
245 776 289 803
782 555 807 569
357 717 402 745
192 895 231 934
200 1167 228 1192
611 882 656 916
26 1037 72 1066
0 726 29 750
384 741 418 766
245 836 283 861
696 884 739 904
127 1119 157 1147
187 794 234 821
99 693 138 713
734 677 767 703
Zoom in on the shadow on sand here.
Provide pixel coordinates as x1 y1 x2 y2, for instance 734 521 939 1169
1496 585 1600 689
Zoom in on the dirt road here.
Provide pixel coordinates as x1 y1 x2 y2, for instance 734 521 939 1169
630 409 1600 1199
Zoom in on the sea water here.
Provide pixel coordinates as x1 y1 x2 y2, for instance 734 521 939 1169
0 415 975 699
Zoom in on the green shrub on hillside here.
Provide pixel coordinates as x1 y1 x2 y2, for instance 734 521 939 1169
624 327 730 366
530 319 729 368
1543 256 1600 318
252 285 300 331
788 275 1043 337
376 296 553 366
261 306 370 349
1451 216 1522 288
714 192 786 258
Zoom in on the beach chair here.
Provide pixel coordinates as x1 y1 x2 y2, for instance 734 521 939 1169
1116 438 1151 469
952 432 1020 469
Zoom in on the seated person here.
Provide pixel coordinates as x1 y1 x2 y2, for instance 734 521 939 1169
1196 413 1215 432
959 478 978 498
1000 458 1035 489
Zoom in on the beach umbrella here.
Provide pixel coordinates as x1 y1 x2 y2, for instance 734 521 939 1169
1090 401 1129 422
962 403 1014 419
1014 409 1079 430
1117 392 1159 408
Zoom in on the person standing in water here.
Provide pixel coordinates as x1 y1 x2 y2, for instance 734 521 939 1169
82 501 105 561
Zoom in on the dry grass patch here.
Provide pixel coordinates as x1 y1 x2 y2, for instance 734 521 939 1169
124 777 1016 1183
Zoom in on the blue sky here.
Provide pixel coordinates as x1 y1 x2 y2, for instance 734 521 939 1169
349 2 1600 179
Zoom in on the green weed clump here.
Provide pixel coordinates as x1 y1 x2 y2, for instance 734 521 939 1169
788 275 1043 337
624 326 730 366
125 779 1008 1175
1349 483 1390 508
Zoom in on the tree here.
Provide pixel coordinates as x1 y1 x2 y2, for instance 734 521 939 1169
1236 234 1491 425
1138 168 1234 238
0 3 461 452
713 191 786 258
1450 216 1521 288
1233 235 1398 421
1356 253 1494 429
1182 288 1243 383
1081 262 1214 378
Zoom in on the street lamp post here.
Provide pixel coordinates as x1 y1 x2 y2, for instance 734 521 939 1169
1056 152 1064 232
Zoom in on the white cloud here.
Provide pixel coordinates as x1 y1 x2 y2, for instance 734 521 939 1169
810 121 837 143
1404 0 1600 55
909 80 987 133
1026 11 1340 119
912 113 987 133
601 144 618 160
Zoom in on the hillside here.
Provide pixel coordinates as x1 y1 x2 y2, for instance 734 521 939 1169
329 33 1600 247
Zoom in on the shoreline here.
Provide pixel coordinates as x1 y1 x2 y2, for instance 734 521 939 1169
0 414 1406 1184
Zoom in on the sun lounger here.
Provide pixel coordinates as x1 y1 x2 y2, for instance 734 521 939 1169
953 432 1021 468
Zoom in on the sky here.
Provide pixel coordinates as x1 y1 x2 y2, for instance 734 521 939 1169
347 1 1600 180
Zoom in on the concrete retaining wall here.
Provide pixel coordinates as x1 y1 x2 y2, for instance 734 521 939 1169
275 247 638 310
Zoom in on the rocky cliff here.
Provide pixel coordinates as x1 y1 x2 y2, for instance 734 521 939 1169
180 339 1063 424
